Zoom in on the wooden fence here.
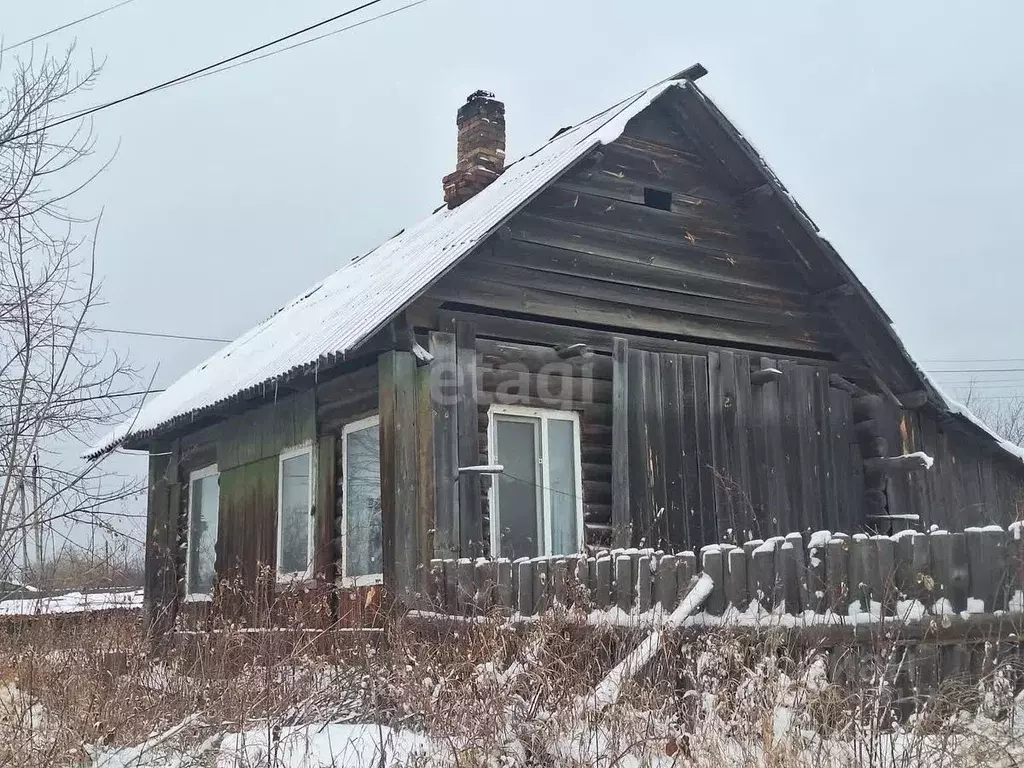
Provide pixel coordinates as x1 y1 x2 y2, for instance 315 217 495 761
427 524 1024 630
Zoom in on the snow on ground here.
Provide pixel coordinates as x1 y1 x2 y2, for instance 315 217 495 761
0 588 143 616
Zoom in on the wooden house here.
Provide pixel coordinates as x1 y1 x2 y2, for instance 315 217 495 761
90 65 1024 624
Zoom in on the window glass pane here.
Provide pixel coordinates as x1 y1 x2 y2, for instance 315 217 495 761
188 474 219 594
495 418 539 559
547 419 579 555
345 424 382 578
279 452 311 574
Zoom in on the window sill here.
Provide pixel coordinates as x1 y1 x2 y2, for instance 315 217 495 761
339 574 383 588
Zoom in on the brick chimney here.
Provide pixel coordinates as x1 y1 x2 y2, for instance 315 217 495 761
442 90 506 208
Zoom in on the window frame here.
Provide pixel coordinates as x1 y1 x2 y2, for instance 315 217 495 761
276 442 316 582
185 463 219 602
340 414 383 588
486 404 584 558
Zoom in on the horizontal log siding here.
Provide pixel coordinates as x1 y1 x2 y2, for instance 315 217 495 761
473 337 614 550
427 118 845 359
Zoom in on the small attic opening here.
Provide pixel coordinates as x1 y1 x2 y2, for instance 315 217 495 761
643 187 672 211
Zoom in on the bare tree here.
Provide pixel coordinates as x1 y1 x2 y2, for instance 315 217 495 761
960 385 1024 447
0 46 140 581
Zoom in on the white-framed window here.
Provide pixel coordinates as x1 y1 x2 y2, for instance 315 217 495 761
341 415 383 586
277 443 315 580
487 405 584 559
185 464 220 600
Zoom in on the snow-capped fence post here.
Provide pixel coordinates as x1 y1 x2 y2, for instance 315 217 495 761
700 546 725 616
965 526 1009 612
655 554 677 611
724 547 747 611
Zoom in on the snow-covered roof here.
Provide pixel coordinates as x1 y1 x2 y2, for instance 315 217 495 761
0 588 143 617
88 80 687 458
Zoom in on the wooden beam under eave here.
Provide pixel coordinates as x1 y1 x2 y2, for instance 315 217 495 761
379 350 422 604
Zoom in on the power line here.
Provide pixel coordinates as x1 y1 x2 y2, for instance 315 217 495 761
929 370 1024 376
177 0 430 87
92 326 229 343
4 0 413 143
920 358 1024 364
6 0 140 51
0 316 230 343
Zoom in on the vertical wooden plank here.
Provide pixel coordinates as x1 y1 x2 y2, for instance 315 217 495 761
657 554 678 611
702 546 725 616
427 559 443 608
532 557 550 614
454 321 483 556
428 332 460 560
444 560 458 613
777 541 800 614
645 352 668 548
493 561 512 614
967 527 1009 612
779 361 803 536
552 558 569 606
785 531 810 611
807 531 829 613
314 435 337 582
814 368 836 528
636 555 653 613
380 351 421 601
795 366 819 533
593 554 612 609
144 448 173 633
626 348 648 547
615 554 633 613
828 387 853 534
456 558 474 615
476 559 496 613
677 551 697 604
725 547 748 611
825 536 850 612
759 357 788 537
515 558 534 616
743 539 762 603
875 535 896 616
692 355 717 544
749 361 768 536
733 354 754 540
661 354 687 550
752 541 776 609
848 534 873 612
678 355 703 549
611 337 630 548
378 352 399 596
709 350 735 537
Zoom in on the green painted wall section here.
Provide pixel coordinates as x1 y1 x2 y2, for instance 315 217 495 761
216 390 315 472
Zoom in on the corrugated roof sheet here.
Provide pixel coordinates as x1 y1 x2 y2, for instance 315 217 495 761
88 80 686 458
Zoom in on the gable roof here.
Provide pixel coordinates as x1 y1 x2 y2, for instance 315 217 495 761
89 73 1024 467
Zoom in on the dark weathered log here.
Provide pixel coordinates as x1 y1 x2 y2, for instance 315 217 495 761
897 390 929 410
750 367 783 386
863 454 933 474
556 343 590 359
828 374 867 397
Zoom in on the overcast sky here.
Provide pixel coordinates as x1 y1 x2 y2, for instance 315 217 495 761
6 0 1024 552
